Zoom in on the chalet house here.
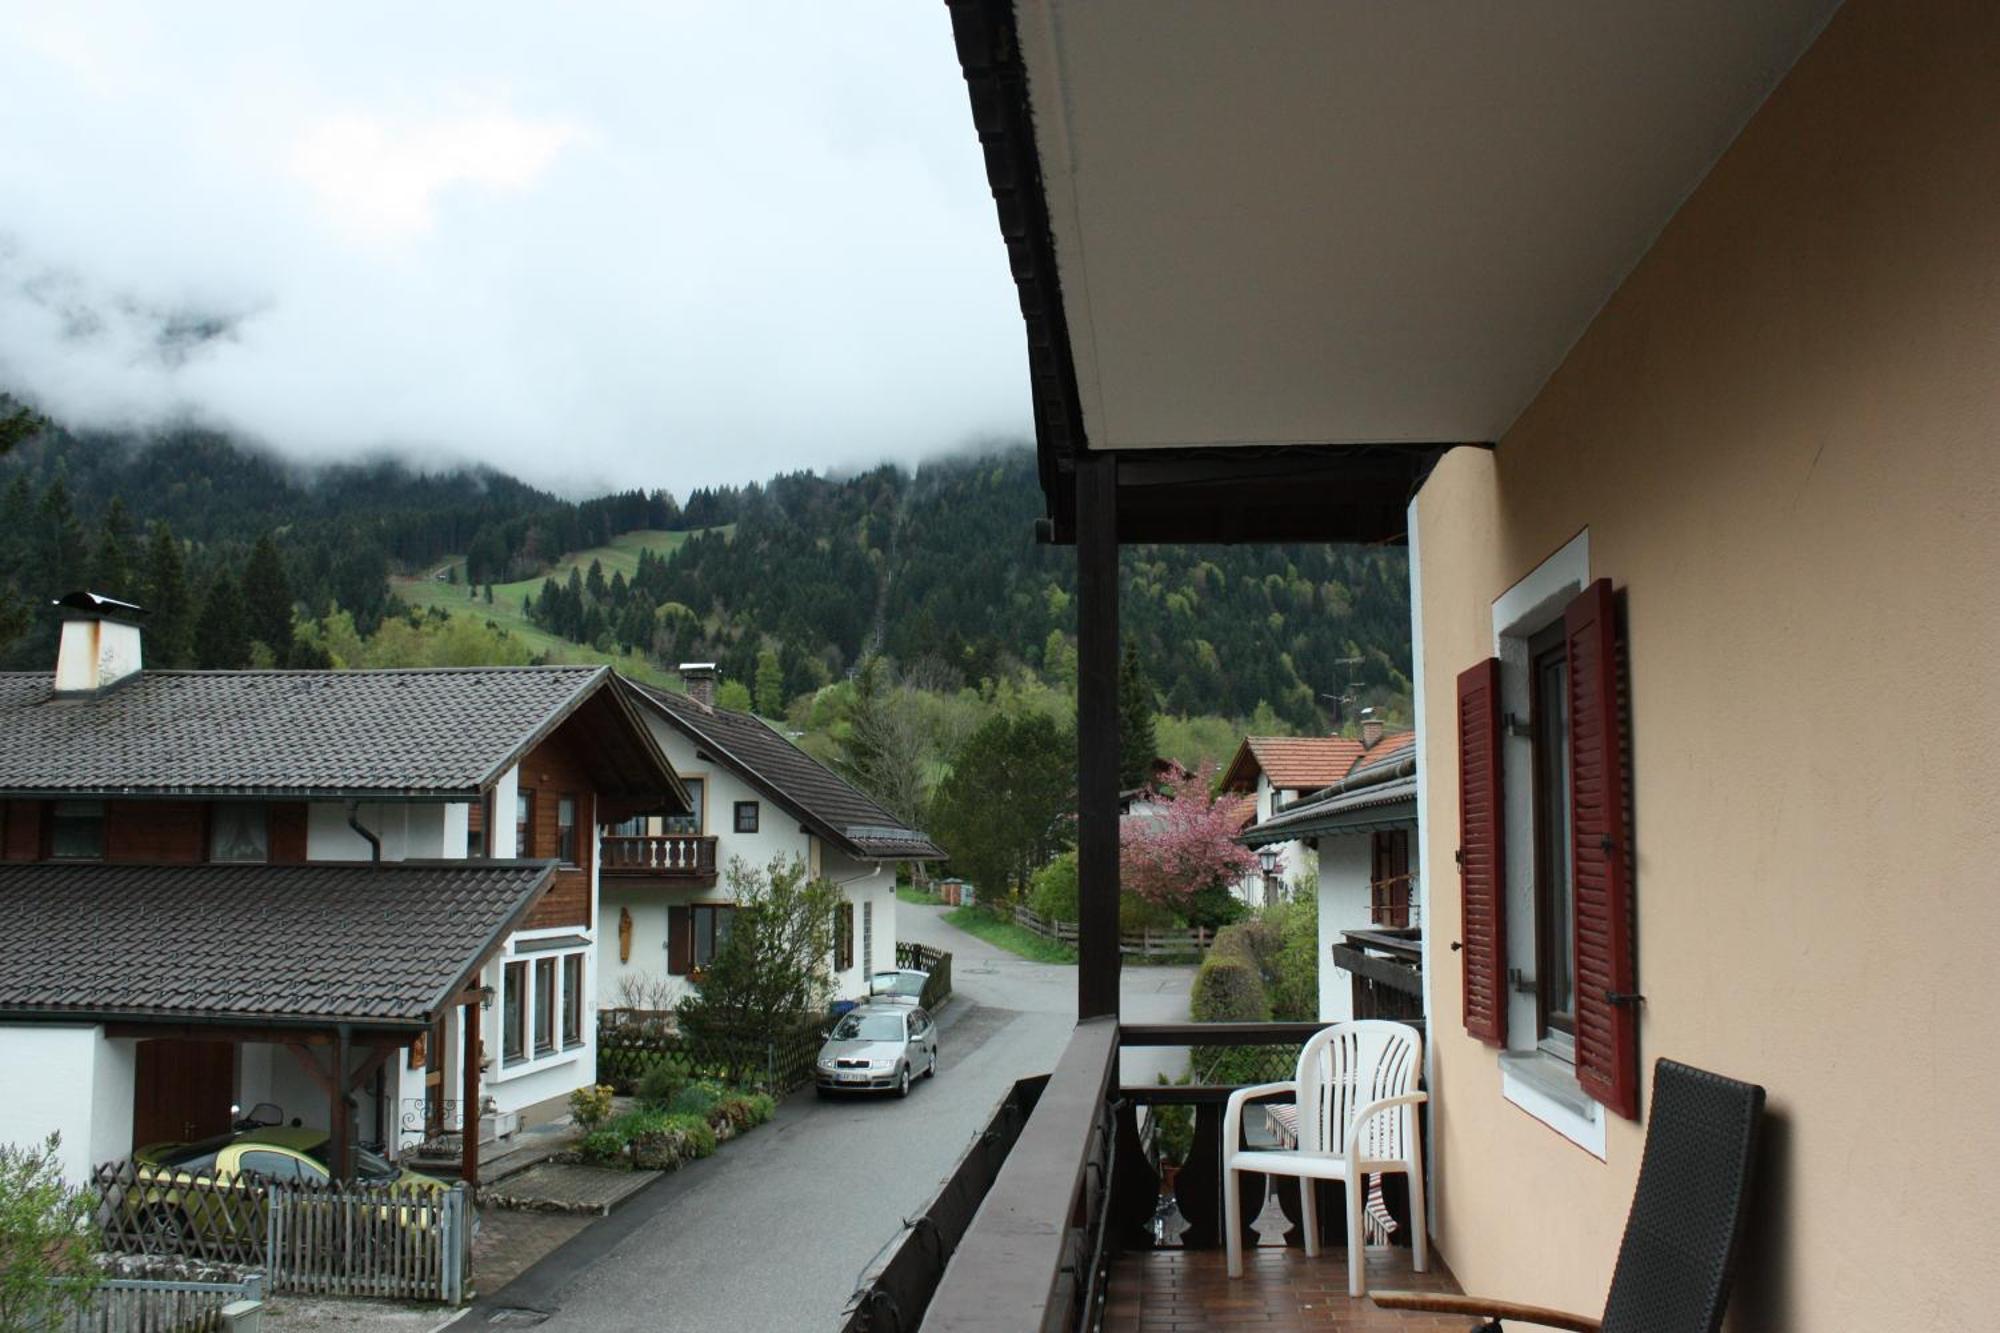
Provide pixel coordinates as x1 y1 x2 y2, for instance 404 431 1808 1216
1218 723 1410 907
1243 737 1419 1025
598 664 944 1011
895 2 1996 1327
0 594 687 1182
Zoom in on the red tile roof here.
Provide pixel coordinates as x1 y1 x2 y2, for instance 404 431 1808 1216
1223 793 1260 831
1221 730 1416 794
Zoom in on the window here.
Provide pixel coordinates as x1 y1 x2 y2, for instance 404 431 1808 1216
467 803 486 858
515 792 534 858
534 957 556 1055
49 801 104 860
1462 536 1638 1137
557 796 578 865
834 903 854 971
503 960 527 1064
862 901 873 976
663 779 704 835
734 801 759 834
610 816 648 836
1370 829 1412 929
693 903 735 968
1529 623 1575 1050
209 804 269 863
562 954 585 1048
237 1150 312 1182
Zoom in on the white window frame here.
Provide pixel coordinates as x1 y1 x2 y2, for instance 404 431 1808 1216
1489 529 1605 1158
491 934 592 1082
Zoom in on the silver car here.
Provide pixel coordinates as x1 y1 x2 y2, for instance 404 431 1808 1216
815 1004 939 1098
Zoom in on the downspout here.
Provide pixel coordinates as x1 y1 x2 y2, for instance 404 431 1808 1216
345 801 382 864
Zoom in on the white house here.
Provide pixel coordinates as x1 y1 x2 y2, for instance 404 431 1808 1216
1219 723 1408 907
1241 735 1420 1024
598 665 945 1013
0 594 689 1183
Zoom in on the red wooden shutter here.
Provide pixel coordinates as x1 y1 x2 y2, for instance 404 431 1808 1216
1564 579 1638 1119
667 905 692 976
1456 659 1507 1046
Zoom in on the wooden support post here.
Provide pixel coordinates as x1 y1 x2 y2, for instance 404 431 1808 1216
330 1026 352 1182
460 1000 481 1185
1075 453 1121 1022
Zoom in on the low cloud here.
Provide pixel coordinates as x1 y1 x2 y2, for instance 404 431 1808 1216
0 2 1029 494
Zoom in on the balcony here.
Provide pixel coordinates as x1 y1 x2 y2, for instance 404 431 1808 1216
844 1018 1454 1331
599 834 718 885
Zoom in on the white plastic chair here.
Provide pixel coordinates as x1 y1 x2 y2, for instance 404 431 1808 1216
1222 1019 1427 1296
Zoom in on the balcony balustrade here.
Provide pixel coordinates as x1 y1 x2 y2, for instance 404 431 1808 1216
599 833 718 881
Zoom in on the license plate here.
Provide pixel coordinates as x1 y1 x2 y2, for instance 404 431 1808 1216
837 1072 871 1084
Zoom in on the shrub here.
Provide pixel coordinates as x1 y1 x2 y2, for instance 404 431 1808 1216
667 1081 721 1120
1262 896 1319 1022
664 1113 718 1160
1028 852 1079 923
636 1055 693 1112
711 1090 777 1134
1190 951 1268 1024
0 1134 100 1332
577 1130 628 1167
568 1084 615 1131
1152 1073 1194 1166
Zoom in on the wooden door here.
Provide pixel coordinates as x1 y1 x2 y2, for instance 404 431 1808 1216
133 1040 236 1148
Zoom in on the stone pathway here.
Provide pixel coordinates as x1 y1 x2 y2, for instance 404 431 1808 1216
484 1164 662 1216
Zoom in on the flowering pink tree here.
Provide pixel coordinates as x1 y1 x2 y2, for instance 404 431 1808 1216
1120 763 1260 917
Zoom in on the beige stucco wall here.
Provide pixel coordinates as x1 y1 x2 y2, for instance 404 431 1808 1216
1414 0 2000 1325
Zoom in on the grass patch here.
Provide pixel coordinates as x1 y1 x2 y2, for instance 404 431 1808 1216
944 906 1076 964
897 884 944 906
391 527 734 688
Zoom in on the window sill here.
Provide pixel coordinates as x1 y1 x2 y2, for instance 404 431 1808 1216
1500 1049 1605 1159
493 1048 581 1084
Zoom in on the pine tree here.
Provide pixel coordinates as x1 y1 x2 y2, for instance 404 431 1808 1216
193 571 251 669
754 645 785 716
242 533 296 659
37 478 87 594
89 497 136 598
143 523 195 668
1118 634 1158 790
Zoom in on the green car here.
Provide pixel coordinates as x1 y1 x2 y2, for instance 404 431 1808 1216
120 1126 446 1250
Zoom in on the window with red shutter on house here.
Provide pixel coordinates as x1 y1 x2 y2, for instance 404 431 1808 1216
1563 578 1638 1119
667 904 692 976
1456 659 1507 1046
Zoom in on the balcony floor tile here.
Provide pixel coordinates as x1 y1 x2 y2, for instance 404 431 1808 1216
1105 1245 1464 1331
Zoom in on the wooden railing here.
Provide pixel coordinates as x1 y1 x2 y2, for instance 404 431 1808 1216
600 834 718 878
1012 903 1216 957
1331 927 1425 1022
856 1017 1430 1332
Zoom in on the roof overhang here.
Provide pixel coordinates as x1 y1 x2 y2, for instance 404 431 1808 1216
947 0 1841 543
491 671 692 823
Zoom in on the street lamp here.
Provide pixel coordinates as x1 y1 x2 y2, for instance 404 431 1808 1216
1257 847 1280 905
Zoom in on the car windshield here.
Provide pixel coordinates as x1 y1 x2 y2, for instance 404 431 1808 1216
831 1013 904 1042
304 1144 399 1181
870 972 925 997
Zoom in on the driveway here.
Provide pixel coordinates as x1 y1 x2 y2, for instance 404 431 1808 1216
475 904 1193 1331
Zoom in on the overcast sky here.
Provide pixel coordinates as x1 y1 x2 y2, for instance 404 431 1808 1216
0 3 1030 495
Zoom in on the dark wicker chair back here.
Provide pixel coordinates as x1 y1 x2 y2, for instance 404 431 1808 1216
1601 1059 1767 1333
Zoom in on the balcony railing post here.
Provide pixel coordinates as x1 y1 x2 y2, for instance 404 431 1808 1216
1076 453 1121 1022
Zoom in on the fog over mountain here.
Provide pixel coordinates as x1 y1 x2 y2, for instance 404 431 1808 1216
0 3 1028 493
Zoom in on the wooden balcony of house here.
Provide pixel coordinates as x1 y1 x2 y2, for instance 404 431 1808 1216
599 833 718 885
1332 927 1426 1023
843 1018 1458 1332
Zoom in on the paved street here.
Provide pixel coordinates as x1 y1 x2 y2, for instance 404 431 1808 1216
476 905 1193 1331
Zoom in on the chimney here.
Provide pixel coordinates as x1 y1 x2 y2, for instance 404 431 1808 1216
53 591 146 694
1360 717 1385 750
679 662 717 711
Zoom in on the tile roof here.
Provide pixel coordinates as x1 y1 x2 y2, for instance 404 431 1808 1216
0 666 614 797
636 686 945 861
1221 730 1416 794
0 860 555 1026
1241 738 1420 846
1223 793 1260 832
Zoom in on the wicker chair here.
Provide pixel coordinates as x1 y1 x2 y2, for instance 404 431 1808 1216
1372 1058 1766 1331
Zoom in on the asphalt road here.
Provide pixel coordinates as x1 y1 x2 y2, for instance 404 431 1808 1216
481 905 1193 1332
